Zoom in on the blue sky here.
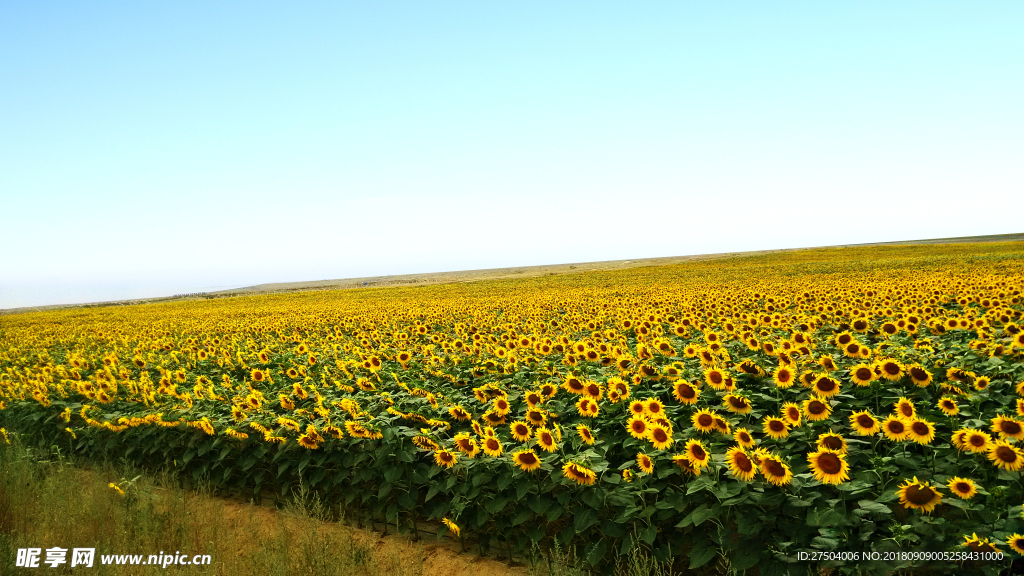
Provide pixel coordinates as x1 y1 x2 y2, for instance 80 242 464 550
2 2 1022 309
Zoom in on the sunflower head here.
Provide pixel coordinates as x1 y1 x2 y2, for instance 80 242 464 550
636 452 654 474
726 446 756 482
734 427 756 448
684 439 711 468
897 477 942 514
513 449 541 472
807 449 850 485
691 409 717 433
946 477 978 500
763 417 790 439
759 453 792 486
816 431 847 453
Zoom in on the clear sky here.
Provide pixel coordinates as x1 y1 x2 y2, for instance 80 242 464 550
2 2 1022 309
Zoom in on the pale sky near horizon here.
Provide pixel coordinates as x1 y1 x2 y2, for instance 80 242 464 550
2 2 1023 309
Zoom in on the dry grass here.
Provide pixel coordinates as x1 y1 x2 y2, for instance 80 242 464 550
0 439 526 576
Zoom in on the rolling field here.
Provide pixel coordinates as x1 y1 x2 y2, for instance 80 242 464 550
3 241 1024 574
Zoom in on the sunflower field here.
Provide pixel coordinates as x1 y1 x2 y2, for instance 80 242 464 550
3 242 1024 574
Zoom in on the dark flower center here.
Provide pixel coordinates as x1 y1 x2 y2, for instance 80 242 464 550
905 484 936 505
816 453 842 474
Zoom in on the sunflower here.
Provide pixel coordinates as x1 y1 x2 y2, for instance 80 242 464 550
449 405 472 421
974 376 991 391
562 462 597 486
723 393 752 414
626 415 650 439
962 533 1001 553
759 453 793 486
297 434 320 449
773 365 795 389
956 428 992 453
812 375 841 398
713 416 731 435
907 364 933 387
524 391 543 408
574 424 595 446
726 446 757 482
842 341 862 358
412 435 438 451
454 433 480 458
803 396 832 422
816 431 848 453
782 402 803 428
512 449 541 472
807 449 849 485
684 439 711 469
898 478 942 514
433 449 458 468
893 397 916 419
946 477 978 500
648 423 673 450
510 421 532 442
622 468 634 482
482 436 503 457
250 369 267 383
562 375 588 395
1007 534 1024 555
636 452 654 474
704 368 727 390
937 396 959 416
737 359 765 376
763 417 790 439
734 427 756 449
849 363 875 387
525 409 547 427
881 416 909 441
988 441 1024 471
672 454 701 476
575 397 599 418
628 400 646 417
279 394 295 410
643 397 665 418
481 411 506 426
907 418 936 445
992 415 1024 441
492 397 511 415
672 381 700 405
849 411 880 436
441 517 460 537
691 409 717 433
878 359 904 381
535 427 558 452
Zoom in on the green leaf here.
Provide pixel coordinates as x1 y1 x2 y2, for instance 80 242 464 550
584 539 608 566
857 500 892 515
810 536 839 550
384 466 403 484
528 495 551 515
485 497 508 515
511 508 532 526
692 504 718 526
688 542 717 569
686 476 716 495
545 504 563 523
575 508 598 533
